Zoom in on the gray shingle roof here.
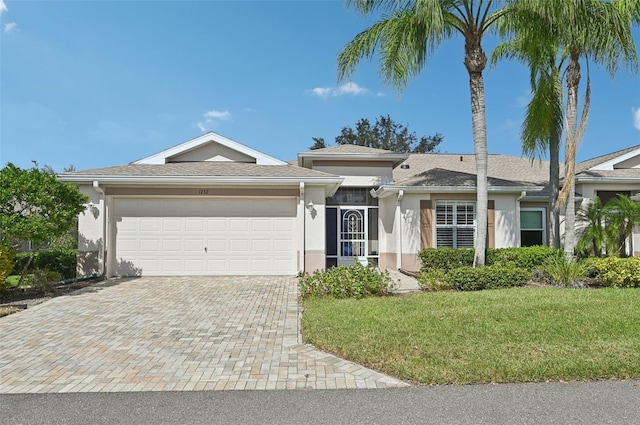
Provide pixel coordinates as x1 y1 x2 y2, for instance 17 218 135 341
396 168 538 188
64 162 337 179
393 153 550 186
576 168 640 179
300 145 395 155
575 145 640 173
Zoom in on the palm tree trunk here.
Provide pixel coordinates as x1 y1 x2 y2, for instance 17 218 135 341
562 53 581 261
465 36 488 268
549 137 560 249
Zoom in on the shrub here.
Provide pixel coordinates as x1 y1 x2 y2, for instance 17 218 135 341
299 263 395 299
13 248 77 279
27 269 62 294
489 246 562 270
419 247 562 273
0 246 16 285
418 265 530 291
417 269 451 291
536 257 588 288
418 248 474 270
587 257 640 288
445 265 531 291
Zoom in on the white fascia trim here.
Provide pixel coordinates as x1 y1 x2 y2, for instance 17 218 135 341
576 176 640 183
59 175 344 186
298 152 409 167
133 132 287 165
373 185 544 198
589 148 640 171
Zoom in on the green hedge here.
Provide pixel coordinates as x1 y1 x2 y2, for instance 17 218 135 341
419 246 562 272
418 265 531 291
299 263 394 299
586 257 640 288
13 249 77 279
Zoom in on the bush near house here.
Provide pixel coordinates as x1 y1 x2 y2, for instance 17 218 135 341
299 262 394 299
0 246 16 286
13 248 77 280
586 257 640 288
418 246 561 291
418 246 561 271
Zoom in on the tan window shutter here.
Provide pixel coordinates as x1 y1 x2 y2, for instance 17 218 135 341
487 200 495 249
420 200 433 249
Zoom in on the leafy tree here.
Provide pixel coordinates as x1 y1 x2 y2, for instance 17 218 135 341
337 0 508 267
499 0 639 260
0 163 89 284
311 115 443 153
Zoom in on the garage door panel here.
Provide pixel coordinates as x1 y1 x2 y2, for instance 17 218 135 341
163 219 182 231
139 239 160 252
230 219 249 232
229 239 249 252
207 219 227 232
162 239 183 252
114 198 297 276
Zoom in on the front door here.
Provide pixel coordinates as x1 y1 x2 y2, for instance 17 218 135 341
338 208 368 266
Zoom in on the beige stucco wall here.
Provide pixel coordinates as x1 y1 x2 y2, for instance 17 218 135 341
378 197 398 269
77 184 105 275
303 185 327 272
168 142 255 163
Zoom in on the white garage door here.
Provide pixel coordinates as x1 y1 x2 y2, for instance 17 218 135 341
113 198 298 276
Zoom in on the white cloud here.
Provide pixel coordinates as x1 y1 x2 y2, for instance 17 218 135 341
310 87 332 99
633 107 640 131
0 0 8 14
335 82 368 96
197 109 232 132
4 22 16 32
203 109 231 120
308 82 370 99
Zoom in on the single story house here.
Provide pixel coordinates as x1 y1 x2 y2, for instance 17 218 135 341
59 132 640 277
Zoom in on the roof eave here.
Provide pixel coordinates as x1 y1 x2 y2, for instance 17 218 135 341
59 175 344 186
576 176 640 184
298 152 409 168
373 185 544 198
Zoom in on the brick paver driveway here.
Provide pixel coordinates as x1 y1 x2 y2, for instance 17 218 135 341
0 276 407 393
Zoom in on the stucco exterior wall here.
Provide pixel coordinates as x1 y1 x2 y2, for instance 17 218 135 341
304 185 326 272
492 194 518 248
77 184 104 275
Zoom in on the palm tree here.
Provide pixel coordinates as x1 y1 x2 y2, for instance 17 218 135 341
492 35 564 250
337 0 509 267
604 195 640 256
576 197 607 257
499 0 639 260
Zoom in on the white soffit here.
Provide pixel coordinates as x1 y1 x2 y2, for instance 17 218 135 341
133 132 287 165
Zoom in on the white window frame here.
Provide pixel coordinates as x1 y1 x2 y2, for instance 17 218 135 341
435 201 476 248
520 208 546 247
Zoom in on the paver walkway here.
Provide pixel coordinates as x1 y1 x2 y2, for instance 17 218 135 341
0 276 408 393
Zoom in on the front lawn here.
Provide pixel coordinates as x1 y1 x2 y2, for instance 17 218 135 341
302 288 640 384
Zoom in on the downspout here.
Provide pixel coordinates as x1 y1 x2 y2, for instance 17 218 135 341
516 191 526 247
93 180 107 277
299 182 305 274
396 190 404 270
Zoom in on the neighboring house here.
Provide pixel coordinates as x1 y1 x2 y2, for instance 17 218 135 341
59 132 640 277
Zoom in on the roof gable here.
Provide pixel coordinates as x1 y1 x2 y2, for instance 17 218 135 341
134 132 286 165
577 145 640 172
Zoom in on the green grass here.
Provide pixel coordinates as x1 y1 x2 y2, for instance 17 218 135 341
302 288 640 384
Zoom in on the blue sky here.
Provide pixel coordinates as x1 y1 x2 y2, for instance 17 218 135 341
1 0 639 172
